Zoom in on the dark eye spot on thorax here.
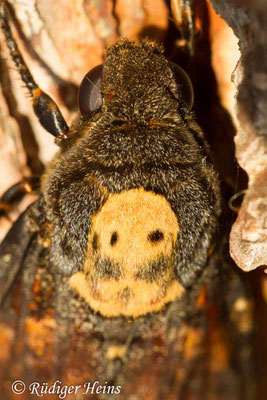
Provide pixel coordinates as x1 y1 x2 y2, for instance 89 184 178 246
92 233 98 251
110 232 118 246
148 230 164 243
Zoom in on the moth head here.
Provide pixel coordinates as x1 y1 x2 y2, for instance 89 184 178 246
77 39 194 123
77 39 193 119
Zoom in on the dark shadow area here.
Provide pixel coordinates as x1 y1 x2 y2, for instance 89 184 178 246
248 268 267 400
138 25 167 43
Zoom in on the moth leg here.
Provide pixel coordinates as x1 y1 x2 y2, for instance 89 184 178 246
0 177 40 217
0 1 69 140
0 202 39 305
170 0 195 56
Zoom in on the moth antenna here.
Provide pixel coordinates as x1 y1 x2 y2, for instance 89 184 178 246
0 1 69 140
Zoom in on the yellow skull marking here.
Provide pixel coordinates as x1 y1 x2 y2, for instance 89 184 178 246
70 188 184 317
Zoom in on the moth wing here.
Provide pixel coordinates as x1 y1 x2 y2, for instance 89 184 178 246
0 203 39 304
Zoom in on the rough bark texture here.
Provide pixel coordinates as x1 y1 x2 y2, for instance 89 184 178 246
208 0 267 272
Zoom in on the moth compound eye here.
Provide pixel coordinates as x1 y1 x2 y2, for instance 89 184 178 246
168 62 194 111
78 64 103 115
147 230 164 243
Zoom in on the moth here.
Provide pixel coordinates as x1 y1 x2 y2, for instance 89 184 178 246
0 1 256 399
